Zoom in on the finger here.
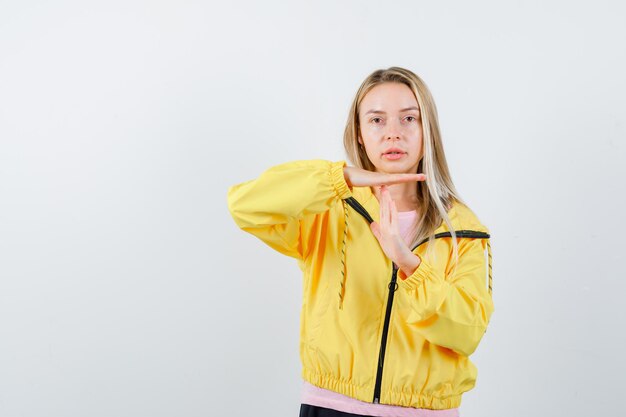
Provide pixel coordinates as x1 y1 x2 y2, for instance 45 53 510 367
390 198 398 230
383 186 392 230
370 221 380 240
387 191 395 229
380 186 388 232
378 173 426 186
381 185 391 232
392 173 426 183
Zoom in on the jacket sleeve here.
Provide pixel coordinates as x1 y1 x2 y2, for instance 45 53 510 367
226 159 353 260
397 236 494 357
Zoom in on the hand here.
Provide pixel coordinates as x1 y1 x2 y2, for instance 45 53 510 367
369 184 421 276
343 166 426 187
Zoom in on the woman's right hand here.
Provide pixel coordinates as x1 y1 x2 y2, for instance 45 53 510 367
343 166 426 187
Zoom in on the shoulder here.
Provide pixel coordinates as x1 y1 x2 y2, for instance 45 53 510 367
438 200 490 234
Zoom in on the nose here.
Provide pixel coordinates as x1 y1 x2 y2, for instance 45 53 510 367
385 119 402 140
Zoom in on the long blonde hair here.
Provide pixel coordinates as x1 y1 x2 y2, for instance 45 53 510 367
343 66 467 272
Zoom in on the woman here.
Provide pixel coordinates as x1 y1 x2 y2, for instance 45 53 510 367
227 67 494 417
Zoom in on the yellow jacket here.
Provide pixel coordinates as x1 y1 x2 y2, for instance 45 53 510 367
227 159 494 410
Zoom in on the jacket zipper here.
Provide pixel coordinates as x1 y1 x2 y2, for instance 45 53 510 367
343 196 491 404
370 231 489 404
373 262 399 404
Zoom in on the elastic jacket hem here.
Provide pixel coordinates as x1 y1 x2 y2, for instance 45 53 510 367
302 367 462 410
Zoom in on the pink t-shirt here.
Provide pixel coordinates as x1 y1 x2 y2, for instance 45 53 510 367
301 210 460 417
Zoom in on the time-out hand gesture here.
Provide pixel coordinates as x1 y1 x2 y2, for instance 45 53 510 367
369 185 418 270
343 166 425 188
343 166 425 276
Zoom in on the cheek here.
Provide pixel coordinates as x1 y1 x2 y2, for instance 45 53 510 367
412 123 423 138
359 135 377 156
364 146 379 161
360 141 380 163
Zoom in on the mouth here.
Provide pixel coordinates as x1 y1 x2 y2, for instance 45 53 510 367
382 151 406 160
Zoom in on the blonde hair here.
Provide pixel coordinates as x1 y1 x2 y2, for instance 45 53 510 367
343 66 467 274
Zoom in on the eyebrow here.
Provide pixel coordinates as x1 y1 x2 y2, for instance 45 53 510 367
364 106 420 115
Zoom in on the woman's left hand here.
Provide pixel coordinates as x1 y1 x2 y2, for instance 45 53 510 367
370 185 421 278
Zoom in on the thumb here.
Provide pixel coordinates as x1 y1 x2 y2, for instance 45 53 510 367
370 221 380 240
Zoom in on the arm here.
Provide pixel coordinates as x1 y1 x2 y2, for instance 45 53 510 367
226 159 352 260
397 253 422 280
396 237 494 356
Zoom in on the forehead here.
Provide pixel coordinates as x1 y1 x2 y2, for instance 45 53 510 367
360 82 419 114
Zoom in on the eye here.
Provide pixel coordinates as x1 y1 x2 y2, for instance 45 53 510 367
405 116 417 122
371 117 383 124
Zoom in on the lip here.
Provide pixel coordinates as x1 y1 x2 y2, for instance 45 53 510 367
382 147 407 160
382 152 406 160
382 147 406 155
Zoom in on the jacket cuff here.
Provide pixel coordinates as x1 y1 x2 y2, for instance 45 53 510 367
398 256 440 292
330 160 353 200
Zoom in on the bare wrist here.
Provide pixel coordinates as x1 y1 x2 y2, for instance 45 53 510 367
396 252 422 280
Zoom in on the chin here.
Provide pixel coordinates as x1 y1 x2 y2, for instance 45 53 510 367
378 161 419 174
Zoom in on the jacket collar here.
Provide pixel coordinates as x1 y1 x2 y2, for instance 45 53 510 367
349 185 490 235
337 189 491 310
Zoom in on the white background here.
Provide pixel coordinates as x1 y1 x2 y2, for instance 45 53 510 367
1 1 625 416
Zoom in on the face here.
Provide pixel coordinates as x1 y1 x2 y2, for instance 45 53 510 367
357 82 423 174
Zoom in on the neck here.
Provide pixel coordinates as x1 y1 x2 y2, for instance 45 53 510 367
370 182 420 212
